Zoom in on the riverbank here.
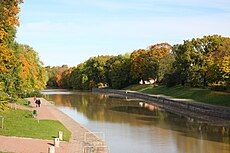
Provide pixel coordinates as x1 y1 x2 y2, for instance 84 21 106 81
92 88 230 127
125 85 230 106
0 98 108 153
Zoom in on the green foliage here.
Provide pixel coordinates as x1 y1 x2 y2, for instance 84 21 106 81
0 109 71 141
105 55 131 89
45 35 229 92
0 44 47 100
158 53 175 82
163 71 180 87
83 55 111 89
47 56 112 90
130 49 159 82
14 98 29 106
172 35 230 88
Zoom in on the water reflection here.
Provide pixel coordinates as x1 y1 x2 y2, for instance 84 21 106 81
43 90 230 153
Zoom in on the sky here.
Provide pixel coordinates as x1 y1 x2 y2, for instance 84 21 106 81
16 0 230 66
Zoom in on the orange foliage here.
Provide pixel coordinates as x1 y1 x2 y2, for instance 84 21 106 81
0 0 23 42
148 43 172 60
0 45 16 73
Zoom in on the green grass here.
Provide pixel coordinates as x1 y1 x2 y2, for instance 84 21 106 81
15 99 30 106
124 84 152 91
0 109 71 141
125 85 230 106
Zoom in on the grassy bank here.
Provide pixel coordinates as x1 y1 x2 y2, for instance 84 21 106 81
15 99 30 106
0 109 71 141
125 85 230 106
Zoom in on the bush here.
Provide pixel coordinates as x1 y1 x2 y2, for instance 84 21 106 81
163 72 180 87
0 91 9 101
210 85 227 91
22 91 42 98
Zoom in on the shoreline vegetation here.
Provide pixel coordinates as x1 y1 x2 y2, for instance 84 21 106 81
45 35 229 108
1 0 46 111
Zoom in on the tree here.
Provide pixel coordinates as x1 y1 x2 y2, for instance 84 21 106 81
46 65 69 88
105 55 131 89
0 0 47 102
172 35 229 88
148 43 172 60
13 44 46 97
204 37 230 86
84 56 111 88
147 43 173 82
158 53 175 82
60 68 73 88
69 63 89 90
130 49 159 83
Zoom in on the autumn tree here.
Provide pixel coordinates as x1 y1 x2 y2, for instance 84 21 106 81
14 44 47 96
147 43 172 60
1 1 47 100
46 65 69 88
147 43 173 82
0 0 22 100
60 68 73 88
130 49 159 83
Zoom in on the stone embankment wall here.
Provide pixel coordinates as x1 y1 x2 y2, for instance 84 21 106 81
92 88 230 126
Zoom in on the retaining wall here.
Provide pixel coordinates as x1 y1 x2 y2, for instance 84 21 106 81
92 88 230 123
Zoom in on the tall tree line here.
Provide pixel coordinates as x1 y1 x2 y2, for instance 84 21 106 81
47 35 229 91
0 0 46 102
46 43 173 90
166 35 230 89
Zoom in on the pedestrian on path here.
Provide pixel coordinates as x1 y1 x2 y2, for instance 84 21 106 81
34 96 38 107
34 96 36 102
37 99 41 107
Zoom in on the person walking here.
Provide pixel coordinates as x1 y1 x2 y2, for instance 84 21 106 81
34 96 38 107
37 99 41 107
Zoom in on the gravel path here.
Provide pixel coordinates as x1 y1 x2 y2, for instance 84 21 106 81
0 98 108 153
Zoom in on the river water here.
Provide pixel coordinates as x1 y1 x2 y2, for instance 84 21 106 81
43 89 230 153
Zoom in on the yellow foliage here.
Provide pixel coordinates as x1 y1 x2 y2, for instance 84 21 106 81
0 0 23 42
0 44 16 73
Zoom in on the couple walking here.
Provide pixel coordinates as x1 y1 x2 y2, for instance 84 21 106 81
34 97 41 107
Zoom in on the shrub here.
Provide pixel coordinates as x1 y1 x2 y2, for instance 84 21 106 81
163 72 180 87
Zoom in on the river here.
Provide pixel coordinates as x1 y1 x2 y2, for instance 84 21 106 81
42 89 230 153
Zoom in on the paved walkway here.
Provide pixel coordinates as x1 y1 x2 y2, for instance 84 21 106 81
0 98 108 153
0 135 68 153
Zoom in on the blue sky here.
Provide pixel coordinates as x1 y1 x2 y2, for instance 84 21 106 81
16 0 230 66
